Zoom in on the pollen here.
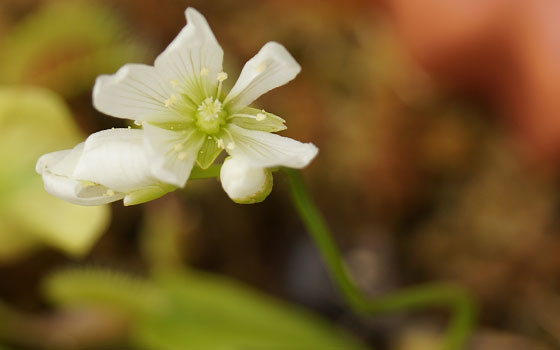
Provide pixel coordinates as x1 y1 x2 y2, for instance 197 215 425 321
104 189 115 197
164 94 177 108
227 142 236 150
200 67 209 76
173 143 183 151
256 113 267 121
134 120 142 126
177 152 187 160
170 80 179 88
256 62 266 73
217 72 228 82
216 138 225 149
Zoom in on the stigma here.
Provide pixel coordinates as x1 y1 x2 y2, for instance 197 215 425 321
195 97 227 134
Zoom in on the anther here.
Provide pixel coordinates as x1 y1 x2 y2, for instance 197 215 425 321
217 72 228 82
216 138 225 149
164 95 177 108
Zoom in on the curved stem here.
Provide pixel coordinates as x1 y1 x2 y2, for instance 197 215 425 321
282 168 476 350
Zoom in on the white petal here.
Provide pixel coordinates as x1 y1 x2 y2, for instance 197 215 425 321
226 124 318 168
154 8 223 95
42 172 123 206
143 123 205 187
93 64 182 123
36 148 76 175
224 42 301 111
38 147 124 206
73 128 158 193
220 157 272 204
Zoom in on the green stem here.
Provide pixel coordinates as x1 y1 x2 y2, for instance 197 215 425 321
283 168 476 350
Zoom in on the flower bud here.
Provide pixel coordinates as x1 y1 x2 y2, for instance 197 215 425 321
220 157 273 204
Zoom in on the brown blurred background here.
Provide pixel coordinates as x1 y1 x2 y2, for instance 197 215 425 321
1 0 560 349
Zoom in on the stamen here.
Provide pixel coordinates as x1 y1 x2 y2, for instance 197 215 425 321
216 72 228 99
256 113 267 121
217 72 228 82
216 138 225 149
164 94 177 108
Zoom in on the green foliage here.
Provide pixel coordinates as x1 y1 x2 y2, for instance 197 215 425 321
0 1 147 97
44 267 365 350
139 270 365 350
0 87 109 259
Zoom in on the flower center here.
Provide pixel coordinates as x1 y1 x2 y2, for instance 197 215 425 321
195 97 226 134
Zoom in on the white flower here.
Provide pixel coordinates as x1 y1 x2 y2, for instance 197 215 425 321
92 7 318 190
220 157 273 204
36 129 174 206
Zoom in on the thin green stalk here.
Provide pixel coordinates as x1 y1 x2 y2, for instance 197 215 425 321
282 168 476 350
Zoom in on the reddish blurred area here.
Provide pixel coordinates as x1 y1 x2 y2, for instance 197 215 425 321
373 0 560 165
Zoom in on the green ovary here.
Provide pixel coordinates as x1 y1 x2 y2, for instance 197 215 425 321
195 97 227 134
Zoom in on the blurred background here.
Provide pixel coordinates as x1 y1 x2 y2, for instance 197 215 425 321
1 0 560 349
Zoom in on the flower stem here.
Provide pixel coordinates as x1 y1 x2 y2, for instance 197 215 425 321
282 168 476 350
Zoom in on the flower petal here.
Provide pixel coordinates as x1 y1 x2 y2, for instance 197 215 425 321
73 128 160 193
143 123 205 187
37 146 124 206
225 124 318 168
42 172 123 206
224 42 301 112
93 63 184 123
154 7 223 101
220 157 273 204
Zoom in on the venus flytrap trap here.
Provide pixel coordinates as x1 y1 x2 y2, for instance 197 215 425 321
0 87 109 259
35 7 476 350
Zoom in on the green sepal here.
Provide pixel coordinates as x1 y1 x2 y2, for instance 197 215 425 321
229 107 287 133
196 136 223 169
124 184 176 206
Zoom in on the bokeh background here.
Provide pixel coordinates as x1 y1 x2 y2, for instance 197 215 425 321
1 0 560 349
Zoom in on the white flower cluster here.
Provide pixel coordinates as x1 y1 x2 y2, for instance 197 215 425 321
36 8 318 205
